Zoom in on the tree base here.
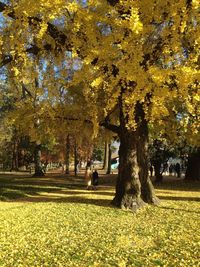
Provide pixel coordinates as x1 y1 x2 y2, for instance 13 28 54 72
144 195 160 206
10 168 19 172
32 170 45 177
112 194 146 212
154 174 163 183
141 179 160 205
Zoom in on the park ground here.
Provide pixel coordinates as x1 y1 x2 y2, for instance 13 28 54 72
0 171 199 267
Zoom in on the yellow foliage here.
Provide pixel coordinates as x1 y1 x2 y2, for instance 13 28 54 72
0 0 199 144
91 77 103 88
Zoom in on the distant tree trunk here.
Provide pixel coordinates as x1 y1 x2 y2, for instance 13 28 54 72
65 135 70 174
103 141 109 170
106 143 112 174
33 143 44 177
74 140 78 176
153 161 163 183
11 138 19 171
185 151 200 180
19 149 25 168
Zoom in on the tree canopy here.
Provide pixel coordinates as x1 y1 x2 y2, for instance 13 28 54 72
0 0 199 138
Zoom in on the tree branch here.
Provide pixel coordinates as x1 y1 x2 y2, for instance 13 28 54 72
100 120 120 134
0 45 49 67
0 1 72 67
0 55 13 68
0 2 15 19
0 1 70 46
45 113 120 134
107 0 119 6
21 83 33 99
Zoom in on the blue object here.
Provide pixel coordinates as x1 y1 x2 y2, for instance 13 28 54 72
111 158 119 170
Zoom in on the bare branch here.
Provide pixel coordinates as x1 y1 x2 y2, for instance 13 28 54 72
0 55 13 68
100 120 120 134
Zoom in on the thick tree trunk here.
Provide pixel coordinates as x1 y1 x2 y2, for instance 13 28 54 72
135 103 159 204
65 135 70 174
112 130 146 211
33 144 44 177
185 151 200 180
106 143 112 174
112 101 159 211
112 100 143 211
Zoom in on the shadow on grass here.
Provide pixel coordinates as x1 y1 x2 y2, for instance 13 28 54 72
13 195 114 208
0 184 114 199
0 173 115 205
153 179 200 192
0 173 200 208
158 195 200 202
157 206 200 214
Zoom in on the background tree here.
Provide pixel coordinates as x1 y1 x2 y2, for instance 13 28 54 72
149 139 176 182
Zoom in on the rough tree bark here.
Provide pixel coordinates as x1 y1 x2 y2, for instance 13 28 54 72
112 127 146 211
135 102 160 204
103 96 159 211
111 98 159 211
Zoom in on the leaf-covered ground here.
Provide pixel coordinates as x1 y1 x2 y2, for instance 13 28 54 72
0 173 199 267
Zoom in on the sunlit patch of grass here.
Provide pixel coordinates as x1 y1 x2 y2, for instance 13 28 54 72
0 174 199 266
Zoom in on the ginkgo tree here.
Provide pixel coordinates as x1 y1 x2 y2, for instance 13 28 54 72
0 0 199 211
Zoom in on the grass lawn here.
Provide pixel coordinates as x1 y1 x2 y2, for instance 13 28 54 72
0 172 199 267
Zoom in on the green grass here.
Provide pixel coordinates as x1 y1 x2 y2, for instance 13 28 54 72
0 173 199 267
